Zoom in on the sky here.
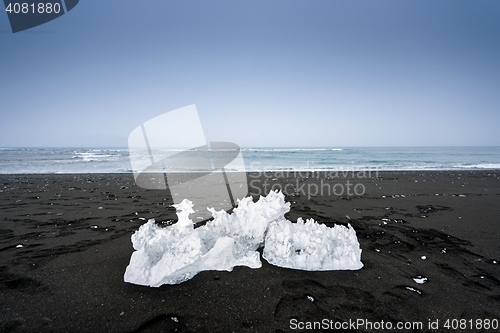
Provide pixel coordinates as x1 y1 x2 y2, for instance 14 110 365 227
1 0 499 148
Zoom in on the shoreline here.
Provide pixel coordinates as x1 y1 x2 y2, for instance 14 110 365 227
1 171 499 332
1 167 500 175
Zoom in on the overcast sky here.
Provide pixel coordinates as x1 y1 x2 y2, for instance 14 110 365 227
1 0 499 147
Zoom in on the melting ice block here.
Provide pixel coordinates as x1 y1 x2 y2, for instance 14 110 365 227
263 218 363 270
124 191 363 287
124 191 290 286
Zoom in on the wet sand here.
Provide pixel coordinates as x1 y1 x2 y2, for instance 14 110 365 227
1 171 499 332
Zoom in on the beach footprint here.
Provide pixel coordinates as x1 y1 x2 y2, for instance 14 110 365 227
274 279 330 322
131 313 184 333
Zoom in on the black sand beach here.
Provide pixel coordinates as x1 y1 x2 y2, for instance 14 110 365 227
1 171 499 332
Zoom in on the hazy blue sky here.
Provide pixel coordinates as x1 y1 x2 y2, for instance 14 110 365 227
1 0 499 147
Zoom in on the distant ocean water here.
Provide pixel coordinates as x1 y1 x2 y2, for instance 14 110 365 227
0 147 500 174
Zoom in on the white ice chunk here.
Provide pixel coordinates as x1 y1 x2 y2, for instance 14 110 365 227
405 286 422 294
124 191 363 287
413 276 428 284
124 191 289 286
263 217 363 271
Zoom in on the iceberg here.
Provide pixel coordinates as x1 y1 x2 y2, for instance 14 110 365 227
124 191 363 287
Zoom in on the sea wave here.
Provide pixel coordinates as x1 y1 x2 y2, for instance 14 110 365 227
242 148 343 152
455 163 500 169
1 147 500 174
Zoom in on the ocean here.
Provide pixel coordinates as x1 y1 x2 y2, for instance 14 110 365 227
0 147 499 174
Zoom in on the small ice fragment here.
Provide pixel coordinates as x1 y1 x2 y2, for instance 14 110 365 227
345 215 350 220
405 286 422 294
139 217 146 221
91 225 98 229
16 244 23 248
307 295 314 302
413 276 428 284
459 194 466 197
480 276 485 279
493 260 498 264
98 207 103 210
420 256 427 260
375 249 380 252
441 248 447 253
171 317 178 323
119 311 124 316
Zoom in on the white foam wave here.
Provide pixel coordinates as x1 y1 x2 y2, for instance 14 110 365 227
242 148 343 152
456 163 500 169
